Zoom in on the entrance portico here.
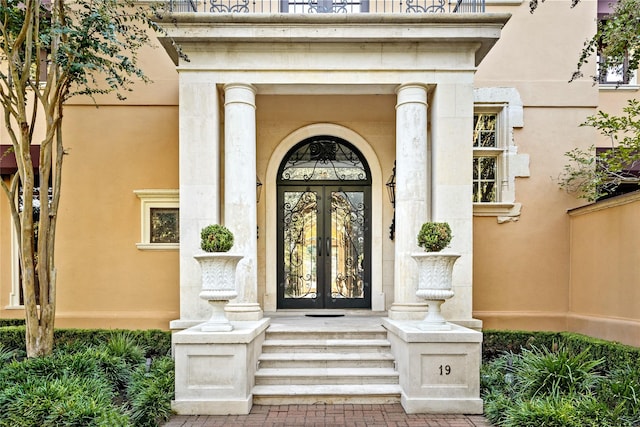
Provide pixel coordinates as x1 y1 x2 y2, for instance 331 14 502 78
158 11 509 415
160 14 509 328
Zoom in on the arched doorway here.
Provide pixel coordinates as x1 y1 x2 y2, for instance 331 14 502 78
276 136 372 309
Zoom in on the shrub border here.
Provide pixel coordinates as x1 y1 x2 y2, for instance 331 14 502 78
483 329 640 372
0 325 171 358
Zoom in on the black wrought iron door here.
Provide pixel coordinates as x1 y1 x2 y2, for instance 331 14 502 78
278 185 370 309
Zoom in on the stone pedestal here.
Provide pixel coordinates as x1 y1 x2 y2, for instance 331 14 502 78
172 318 270 415
382 318 482 414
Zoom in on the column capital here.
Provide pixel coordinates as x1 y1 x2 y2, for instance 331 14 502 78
395 83 428 110
223 83 257 108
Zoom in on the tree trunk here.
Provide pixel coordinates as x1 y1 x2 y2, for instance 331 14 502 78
25 317 55 357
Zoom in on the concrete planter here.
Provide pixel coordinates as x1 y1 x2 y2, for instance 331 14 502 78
411 252 460 330
194 252 243 332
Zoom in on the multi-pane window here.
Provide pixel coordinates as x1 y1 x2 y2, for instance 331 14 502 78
598 50 631 85
473 113 501 203
134 189 179 249
596 14 636 86
473 88 529 221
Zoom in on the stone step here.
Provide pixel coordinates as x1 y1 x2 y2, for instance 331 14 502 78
253 319 399 406
258 352 395 369
252 384 402 405
261 338 391 353
254 367 399 385
265 330 388 341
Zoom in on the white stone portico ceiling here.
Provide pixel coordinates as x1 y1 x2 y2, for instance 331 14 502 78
156 14 512 86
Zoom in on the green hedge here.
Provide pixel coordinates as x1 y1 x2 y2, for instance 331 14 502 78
0 327 171 359
483 330 640 372
558 332 640 373
482 330 562 362
0 319 25 327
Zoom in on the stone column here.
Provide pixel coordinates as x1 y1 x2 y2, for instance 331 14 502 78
388 83 429 320
171 73 222 330
223 83 263 321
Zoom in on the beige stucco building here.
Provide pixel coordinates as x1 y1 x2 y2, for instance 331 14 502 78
1 0 639 349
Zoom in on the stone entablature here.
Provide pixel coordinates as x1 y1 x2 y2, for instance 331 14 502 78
157 14 511 71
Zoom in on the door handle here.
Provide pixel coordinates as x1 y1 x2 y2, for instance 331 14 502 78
326 237 331 256
318 237 322 257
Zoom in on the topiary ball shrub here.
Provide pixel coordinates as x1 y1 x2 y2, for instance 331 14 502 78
417 222 452 252
200 224 234 252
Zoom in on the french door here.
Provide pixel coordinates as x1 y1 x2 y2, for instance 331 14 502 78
277 184 370 309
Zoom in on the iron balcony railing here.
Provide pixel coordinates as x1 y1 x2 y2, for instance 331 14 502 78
166 0 485 14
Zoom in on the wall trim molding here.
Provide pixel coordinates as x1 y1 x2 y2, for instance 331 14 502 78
568 191 640 217
474 310 640 347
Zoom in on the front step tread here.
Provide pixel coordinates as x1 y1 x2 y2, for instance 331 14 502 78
262 339 391 349
262 339 391 353
252 384 402 396
259 352 394 361
255 367 398 377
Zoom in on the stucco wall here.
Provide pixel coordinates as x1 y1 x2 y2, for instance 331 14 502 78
51 104 180 329
0 38 181 329
472 107 594 331
472 0 599 330
567 193 640 347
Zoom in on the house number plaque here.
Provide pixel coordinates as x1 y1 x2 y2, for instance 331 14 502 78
422 355 466 386
439 364 451 376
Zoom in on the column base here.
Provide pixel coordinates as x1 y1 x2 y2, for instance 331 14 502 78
225 303 264 321
387 303 428 321
201 322 234 332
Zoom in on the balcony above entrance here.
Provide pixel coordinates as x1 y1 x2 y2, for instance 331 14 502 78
165 0 485 14
155 13 511 73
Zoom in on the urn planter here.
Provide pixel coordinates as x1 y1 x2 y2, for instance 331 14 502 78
411 252 460 330
194 252 243 332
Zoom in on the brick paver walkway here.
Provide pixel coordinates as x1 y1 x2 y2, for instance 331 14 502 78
163 404 492 426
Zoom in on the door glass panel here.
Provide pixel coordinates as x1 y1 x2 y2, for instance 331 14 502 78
283 190 318 300
330 191 365 300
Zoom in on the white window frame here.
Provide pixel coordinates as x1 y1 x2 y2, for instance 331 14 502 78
473 88 529 223
595 7 639 91
598 67 639 91
7 224 22 308
134 189 179 250
473 108 505 203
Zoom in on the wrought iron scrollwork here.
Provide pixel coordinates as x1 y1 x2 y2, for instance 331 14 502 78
210 0 250 12
280 137 368 182
405 0 445 12
330 190 365 299
283 190 319 299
